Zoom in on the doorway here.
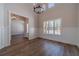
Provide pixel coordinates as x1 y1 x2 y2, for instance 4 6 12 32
10 13 29 45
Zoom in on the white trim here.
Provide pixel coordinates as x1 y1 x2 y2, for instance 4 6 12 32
8 11 12 45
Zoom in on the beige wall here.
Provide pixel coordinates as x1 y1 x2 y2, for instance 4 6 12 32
76 4 79 46
0 4 5 49
38 3 78 46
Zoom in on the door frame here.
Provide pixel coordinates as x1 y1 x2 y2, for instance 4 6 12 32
9 11 29 45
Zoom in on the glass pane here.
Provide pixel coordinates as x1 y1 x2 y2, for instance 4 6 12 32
48 21 54 34
48 3 55 8
46 21 48 34
43 21 45 33
27 24 28 33
55 19 61 35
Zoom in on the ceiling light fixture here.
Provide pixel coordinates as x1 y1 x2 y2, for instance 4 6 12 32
33 3 45 14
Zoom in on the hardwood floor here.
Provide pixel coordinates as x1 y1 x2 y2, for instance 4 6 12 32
0 36 79 56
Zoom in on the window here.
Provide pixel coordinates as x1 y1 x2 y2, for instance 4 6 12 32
43 19 61 35
26 23 28 33
48 3 55 8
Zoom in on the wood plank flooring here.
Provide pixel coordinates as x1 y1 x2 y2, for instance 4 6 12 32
0 36 79 56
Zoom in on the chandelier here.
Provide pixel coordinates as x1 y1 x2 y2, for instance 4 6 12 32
33 3 45 14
